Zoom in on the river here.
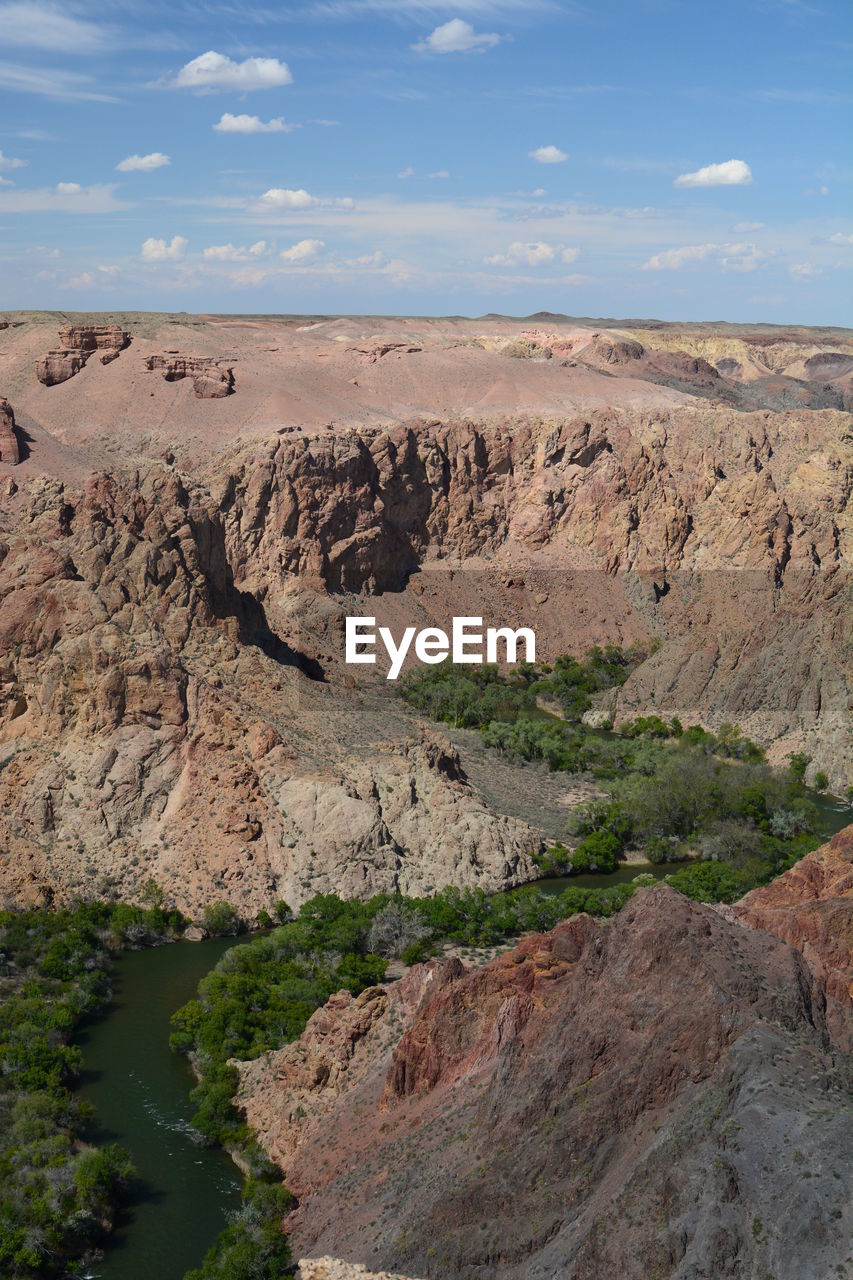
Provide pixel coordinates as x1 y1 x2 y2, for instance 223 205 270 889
74 791 852 1280
76 935 246 1280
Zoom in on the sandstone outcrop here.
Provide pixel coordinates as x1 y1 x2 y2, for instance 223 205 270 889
144 354 234 398
57 323 130 359
299 1262 423 1280
734 826 853 1006
236 884 853 1280
0 398 20 465
35 349 87 386
36 324 130 385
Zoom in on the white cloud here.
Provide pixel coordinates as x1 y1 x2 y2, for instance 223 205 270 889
98 264 119 276
642 241 765 272
0 149 26 171
829 231 853 245
412 19 500 54
203 241 268 261
213 113 296 134
170 51 292 92
674 159 753 188
642 243 718 270
141 234 188 262
734 221 765 232
256 187 314 210
485 240 578 267
252 187 354 212
116 152 171 172
717 242 765 272
0 1 109 53
790 261 821 280
280 238 325 262
397 166 415 179
529 145 567 164
68 271 94 287
0 176 14 187
429 169 450 179
56 181 80 193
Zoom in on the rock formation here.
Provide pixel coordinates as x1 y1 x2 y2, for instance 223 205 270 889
0 399 20 465
299 1262 422 1280
144 354 234 397
734 825 853 1007
0 466 538 912
0 314 850 911
36 324 130 385
236 882 853 1280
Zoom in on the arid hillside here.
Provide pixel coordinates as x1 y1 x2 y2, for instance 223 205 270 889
0 313 850 914
235 864 853 1280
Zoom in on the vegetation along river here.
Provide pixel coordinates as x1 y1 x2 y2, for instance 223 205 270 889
74 791 853 1280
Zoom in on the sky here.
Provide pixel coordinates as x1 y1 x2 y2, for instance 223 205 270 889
0 0 850 323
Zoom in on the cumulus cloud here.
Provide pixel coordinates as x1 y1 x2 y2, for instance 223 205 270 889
213 113 296 134
674 159 753 188
429 169 450 179
642 243 718 270
56 181 80 193
485 241 578 267
829 231 853 245
280 238 325 262
98 264 119 275
141 234 188 262
203 241 268 261
642 241 765 272
529 145 567 164
0 148 26 171
68 271 94 287
734 220 765 232
252 187 353 212
170 51 292 92
397 166 415 179
412 19 500 54
116 152 170 172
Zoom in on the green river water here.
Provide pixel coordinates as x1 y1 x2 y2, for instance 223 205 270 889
76 935 244 1280
74 792 853 1280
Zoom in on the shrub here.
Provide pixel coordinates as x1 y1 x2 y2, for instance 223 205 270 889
573 830 622 872
202 902 240 937
366 902 431 959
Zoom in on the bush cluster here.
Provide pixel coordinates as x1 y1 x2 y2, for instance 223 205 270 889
0 903 174 1277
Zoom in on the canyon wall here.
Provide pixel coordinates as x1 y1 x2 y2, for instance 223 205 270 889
0 314 850 913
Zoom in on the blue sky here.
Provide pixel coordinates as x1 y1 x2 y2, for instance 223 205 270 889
0 0 850 322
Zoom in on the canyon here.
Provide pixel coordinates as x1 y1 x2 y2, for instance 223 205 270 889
0 311 850 916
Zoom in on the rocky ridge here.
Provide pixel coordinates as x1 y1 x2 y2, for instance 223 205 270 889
734 825 853 1008
235 876 853 1280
